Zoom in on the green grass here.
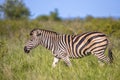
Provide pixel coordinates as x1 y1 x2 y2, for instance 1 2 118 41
0 35 120 80
0 20 120 80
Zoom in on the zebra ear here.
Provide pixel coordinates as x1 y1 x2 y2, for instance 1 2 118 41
37 33 41 36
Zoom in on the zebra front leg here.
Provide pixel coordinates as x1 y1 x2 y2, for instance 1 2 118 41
52 57 60 68
62 56 72 67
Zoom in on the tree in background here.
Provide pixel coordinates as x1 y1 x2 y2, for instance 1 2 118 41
49 9 61 21
36 9 61 21
0 0 30 19
36 15 49 21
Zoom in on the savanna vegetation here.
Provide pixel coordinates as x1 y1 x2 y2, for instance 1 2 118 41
0 0 120 80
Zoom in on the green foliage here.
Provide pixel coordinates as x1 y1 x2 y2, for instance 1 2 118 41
36 9 61 21
49 9 61 21
79 18 120 38
85 15 94 21
0 40 8 60
0 19 120 80
36 15 49 21
0 0 30 19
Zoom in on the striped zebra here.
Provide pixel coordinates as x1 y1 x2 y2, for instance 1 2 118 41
24 28 113 67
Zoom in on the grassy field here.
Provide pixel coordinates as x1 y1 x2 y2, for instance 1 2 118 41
0 20 120 80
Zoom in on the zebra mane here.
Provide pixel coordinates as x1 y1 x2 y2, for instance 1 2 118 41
30 28 58 35
40 29 58 34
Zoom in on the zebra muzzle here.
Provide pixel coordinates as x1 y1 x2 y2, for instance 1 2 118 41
24 46 30 53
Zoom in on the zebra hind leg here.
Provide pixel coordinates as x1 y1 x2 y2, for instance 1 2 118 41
93 52 110 65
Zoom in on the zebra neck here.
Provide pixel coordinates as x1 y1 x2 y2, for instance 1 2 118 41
41 34 59 51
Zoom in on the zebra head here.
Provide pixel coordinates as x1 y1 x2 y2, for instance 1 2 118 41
24 28 42 53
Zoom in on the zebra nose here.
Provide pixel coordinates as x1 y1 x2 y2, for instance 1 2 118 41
24 46 30 53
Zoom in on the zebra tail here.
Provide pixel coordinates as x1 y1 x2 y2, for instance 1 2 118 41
108 47 113 63
107 38 113 63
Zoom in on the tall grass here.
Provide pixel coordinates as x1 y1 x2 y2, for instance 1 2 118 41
0 20 120 80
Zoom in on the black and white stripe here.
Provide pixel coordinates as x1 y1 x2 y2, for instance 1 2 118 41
24 28 113 67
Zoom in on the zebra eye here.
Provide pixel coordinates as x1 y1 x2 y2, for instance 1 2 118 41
37 33 41 36
30 39 33 41
30 32 33 36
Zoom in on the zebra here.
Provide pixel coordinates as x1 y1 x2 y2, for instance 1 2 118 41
24 28 113 67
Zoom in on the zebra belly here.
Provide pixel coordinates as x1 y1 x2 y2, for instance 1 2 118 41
69 51 91 58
